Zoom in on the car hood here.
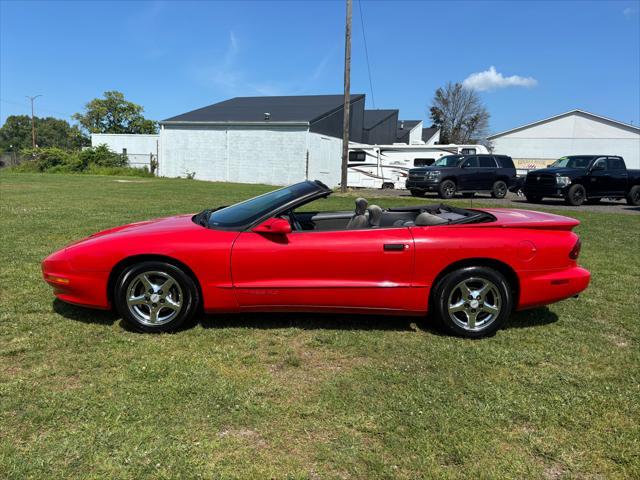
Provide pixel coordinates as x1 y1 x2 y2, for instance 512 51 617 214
528 167 585 176
65 214 203 249
410 166 456 174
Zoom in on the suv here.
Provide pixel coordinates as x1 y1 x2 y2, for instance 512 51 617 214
406 154 517 199
523 155 640 206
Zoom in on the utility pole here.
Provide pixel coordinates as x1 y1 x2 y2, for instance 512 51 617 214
340 0 352 193
26 95 42 149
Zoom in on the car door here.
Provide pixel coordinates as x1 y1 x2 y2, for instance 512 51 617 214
477 156 499 190
587 157 609 196
230 225 418 311
458 156 480 190
606 157 628 195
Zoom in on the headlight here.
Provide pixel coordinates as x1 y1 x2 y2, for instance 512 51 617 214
426 170 441 179
556 175 572 186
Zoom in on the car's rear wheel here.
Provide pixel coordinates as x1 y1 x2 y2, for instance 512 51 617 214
491 180 508 199
382 182 394 190
565 184 586 206
432 266 512 338
114 261 199 332
410 189 425 197
438 180 456 199
627 185 640 206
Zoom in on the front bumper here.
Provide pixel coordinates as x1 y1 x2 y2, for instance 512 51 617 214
523 184 571 198
517 266 591 310
42 249 110 309
406 178 440 191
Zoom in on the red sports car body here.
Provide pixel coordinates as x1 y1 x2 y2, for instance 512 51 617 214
43 180 590 337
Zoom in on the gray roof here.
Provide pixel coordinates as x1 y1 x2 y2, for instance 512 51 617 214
363 109 398 130
396 120 421 142
421 127 439 142
163 94 365 124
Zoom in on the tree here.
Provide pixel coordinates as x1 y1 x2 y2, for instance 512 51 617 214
0 115 88 151
73 91 158 135
429 82 490 144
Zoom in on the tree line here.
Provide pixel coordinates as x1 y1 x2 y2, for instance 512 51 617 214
0 91 157 152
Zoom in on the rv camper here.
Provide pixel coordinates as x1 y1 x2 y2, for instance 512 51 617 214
347 144 489 189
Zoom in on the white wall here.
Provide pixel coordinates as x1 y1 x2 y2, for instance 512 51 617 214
91 133 159 168
307 133 342 187
491 113 640 169
159 124 330 186
409 121 424 144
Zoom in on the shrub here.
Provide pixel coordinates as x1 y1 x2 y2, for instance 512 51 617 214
85 165 154 177
20 147 70 171
77 144 127 169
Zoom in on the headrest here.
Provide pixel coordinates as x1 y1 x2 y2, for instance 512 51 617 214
414 212 449 226
367 205 383 226
354 197 368 215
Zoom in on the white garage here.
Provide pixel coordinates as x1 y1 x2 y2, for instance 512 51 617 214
489 110 640 170
157 94 366 188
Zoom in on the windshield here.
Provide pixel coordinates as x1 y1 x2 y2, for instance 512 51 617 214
550 156 593 169
433 155 464 167
206 182 322 228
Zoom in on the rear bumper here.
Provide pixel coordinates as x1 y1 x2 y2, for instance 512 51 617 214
42 250 110 309
517 266 590 310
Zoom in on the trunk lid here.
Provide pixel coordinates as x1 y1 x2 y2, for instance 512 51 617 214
481 208 580 231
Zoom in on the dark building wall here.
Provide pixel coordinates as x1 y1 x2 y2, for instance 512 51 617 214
363 111 399 145
309 96 365 142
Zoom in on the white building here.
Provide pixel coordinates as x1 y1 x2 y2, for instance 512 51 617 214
488 110 640 170
157 94 367 187
91 133 159 169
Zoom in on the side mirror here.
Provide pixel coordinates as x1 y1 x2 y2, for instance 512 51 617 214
252 217 291 235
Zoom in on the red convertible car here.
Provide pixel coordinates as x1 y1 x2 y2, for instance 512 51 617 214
43 180 590 338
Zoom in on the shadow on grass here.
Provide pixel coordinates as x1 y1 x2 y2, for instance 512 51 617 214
53 299 559 334
200 312 417 332
505 307 559 329
53 299 118 326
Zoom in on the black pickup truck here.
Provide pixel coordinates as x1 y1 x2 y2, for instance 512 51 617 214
523 155 640 206
406 154 517 199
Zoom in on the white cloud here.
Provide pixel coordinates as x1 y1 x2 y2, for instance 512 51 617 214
462 66 538 92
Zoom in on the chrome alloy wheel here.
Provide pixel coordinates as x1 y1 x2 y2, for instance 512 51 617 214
126 271 183 326
447 277 502 331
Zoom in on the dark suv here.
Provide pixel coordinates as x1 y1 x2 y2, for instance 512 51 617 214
406 154 517 199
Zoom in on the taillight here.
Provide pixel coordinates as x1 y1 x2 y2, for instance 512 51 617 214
569 237 581 260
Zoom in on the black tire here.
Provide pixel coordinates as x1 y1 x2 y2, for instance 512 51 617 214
431 266 512 338
410 189 425 197
525 194 542 203
491 180 508 199
438 179 456 199
565 184 586 206
627 185 640 206
114 261 199 333
382 182 394 190
462 192 475 198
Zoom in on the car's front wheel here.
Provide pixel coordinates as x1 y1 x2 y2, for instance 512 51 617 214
565 184 586 206
114 261 199 332
438 180 456 199
432 266 512 338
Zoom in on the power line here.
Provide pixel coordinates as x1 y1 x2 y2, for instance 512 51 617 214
358 0 375 109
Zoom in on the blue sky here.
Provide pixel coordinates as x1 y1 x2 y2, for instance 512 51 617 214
1 0 639 133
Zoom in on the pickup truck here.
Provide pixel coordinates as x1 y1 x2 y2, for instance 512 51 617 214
406 154 517 199
523 155 640 206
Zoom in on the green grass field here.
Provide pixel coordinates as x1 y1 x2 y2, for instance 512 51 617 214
1 172 639 479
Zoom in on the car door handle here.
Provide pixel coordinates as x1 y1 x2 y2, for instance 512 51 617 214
384 243 408 251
